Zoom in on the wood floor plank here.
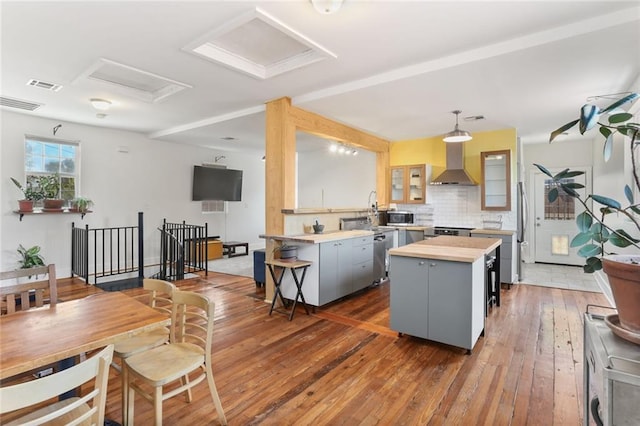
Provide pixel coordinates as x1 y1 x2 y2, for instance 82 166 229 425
30 272 610 425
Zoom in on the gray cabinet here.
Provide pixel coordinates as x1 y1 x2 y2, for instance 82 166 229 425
389 254 485 351
471 230 517 284
318 235 373 305
352 236 373 292
319 239 353 305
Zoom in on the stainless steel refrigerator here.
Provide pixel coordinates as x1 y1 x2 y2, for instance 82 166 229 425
516 137 528 282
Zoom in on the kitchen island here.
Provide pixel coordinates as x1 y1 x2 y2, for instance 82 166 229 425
260 230 375 306
388 236 501 353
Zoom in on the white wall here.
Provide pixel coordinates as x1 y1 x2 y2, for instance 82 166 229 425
1 110 265 276
297 148 376 208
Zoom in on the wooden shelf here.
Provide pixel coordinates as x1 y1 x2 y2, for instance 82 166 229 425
14 210 92 221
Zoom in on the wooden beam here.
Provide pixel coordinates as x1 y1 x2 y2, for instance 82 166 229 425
288 103 389 153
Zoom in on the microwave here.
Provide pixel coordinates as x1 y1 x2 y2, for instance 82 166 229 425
387 211 414 225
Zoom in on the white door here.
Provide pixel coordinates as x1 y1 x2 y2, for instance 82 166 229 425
532 167 591 266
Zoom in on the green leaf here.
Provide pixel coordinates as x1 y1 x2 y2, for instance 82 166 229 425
590 223 609 243
600 93 639 114
631 205 640 215
561 182 585 189
549 119 579 142
609 229 639 248
584 257 603 273
576 211 593 232
570 232 593 247
533 163 553 177
578 244 601 258
579 104 600 134
560 185 579 197
603 133 614 162
624 185 634 204
591 195 621 209
554 169 584 179
599 126 612 138
548 187 558 203
608 112 633 124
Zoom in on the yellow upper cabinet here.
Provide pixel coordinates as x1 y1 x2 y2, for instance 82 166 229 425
390 164 426 204
481 150 511 211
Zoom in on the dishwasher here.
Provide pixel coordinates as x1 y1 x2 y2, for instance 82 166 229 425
373 232 386 283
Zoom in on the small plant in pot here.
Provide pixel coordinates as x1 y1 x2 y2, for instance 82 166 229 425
534 92 640 343
10 177 44 212
38 174 64 211
17 244 46 278
69 197 93 213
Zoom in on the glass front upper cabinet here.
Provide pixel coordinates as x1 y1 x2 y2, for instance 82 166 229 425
390 165 425 204
481 150 511 211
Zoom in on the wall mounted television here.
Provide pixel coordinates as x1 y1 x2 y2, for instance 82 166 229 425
192 165 243 201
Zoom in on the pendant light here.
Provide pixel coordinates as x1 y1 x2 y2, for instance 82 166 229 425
443 110 472 142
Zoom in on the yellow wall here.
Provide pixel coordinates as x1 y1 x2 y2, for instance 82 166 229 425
390 128 517 184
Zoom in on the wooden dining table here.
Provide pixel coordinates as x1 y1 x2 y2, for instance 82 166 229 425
0 291 169 380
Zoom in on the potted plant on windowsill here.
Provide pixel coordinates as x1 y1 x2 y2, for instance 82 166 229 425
38 174 64 211
10 177 44 212
534 92 639 343
69 197 93 213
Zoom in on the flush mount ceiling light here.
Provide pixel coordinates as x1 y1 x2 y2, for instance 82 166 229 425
443 110 472 143
90 98 111 111
310 0 343 14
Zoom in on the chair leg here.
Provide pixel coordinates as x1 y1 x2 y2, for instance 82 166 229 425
121 360 129 425
154 385 163 425
206 370 227 425
181 374 192 402
127 382 136 425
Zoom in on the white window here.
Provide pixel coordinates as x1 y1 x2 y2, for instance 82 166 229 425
24 135 80 202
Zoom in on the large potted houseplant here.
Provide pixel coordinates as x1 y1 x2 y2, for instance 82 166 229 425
534 93 640 343
38 174 64 211
10 177 44 212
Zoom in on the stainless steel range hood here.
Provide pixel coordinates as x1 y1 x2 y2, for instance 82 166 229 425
431 142 477 185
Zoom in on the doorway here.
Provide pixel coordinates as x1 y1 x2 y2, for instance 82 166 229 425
531 167 591 266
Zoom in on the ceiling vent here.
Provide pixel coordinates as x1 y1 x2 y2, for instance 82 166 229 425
73 58 192 103
26 79 63 92
183 7 336 80
0 96 42 111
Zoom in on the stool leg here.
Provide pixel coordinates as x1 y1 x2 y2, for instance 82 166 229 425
267 265 287 316
288 266 310 321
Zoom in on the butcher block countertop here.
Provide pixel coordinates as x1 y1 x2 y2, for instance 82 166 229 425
259 229 374 244
389 235 501 263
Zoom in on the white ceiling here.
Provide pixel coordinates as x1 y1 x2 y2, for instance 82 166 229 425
1 1 639 154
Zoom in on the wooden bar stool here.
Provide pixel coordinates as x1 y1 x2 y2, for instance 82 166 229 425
266 259 312 321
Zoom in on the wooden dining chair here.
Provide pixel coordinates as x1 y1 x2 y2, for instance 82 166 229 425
0 264 57 315
125 290 227 425
0 344 114 426
113 278 176 423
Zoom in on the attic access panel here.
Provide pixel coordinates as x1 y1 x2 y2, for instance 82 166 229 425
183 7 336 79
73 58 192 103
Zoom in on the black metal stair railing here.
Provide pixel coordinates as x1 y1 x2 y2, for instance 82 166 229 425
71 212 144 285
158 220 208 281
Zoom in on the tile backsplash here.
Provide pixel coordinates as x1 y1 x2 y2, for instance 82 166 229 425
396 185 517 231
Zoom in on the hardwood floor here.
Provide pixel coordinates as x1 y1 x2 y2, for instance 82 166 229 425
55 273 607 424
